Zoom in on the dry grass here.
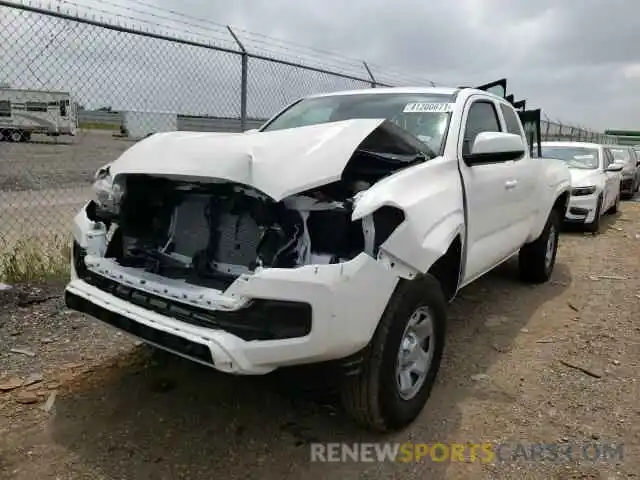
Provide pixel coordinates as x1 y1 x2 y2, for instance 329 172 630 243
0 234 70 283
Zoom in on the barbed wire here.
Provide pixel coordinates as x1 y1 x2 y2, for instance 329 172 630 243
0 0 617 257
1 0 610 132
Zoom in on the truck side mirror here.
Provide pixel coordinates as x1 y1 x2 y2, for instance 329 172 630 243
463 132 525 165
604 163 623 173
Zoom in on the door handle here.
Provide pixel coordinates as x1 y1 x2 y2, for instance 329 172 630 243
505 180 518 190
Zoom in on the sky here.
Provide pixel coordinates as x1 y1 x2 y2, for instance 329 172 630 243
172 0 640 130
2 0 639 130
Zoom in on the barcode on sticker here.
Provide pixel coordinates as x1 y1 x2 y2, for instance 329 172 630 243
403 102 453 113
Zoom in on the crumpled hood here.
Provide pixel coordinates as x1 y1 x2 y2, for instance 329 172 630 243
569 168 603 188
108 118 386 201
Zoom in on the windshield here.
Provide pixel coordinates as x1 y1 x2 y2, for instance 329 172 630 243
540 146 600 169
261 93 454 155
608 148 631 164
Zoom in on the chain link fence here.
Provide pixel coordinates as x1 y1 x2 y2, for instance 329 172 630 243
541 119 618 144
0 0 617 265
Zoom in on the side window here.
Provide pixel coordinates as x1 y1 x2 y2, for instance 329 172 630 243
463 101 501 155
26 102 47 112
500 103 523 136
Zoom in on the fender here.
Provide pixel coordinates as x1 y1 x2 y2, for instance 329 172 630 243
351 157 465 279
526 158 572 243
376 212 465 279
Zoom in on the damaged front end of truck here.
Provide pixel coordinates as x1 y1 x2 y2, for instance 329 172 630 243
66 118 432 373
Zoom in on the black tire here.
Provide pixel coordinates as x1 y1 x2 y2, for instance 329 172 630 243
609 192 620 213
340 274 447 432
518 208 560 284
9 130 22 143
584 195 602 233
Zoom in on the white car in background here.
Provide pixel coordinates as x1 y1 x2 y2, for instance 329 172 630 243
606 145 640 198
540 141 623 232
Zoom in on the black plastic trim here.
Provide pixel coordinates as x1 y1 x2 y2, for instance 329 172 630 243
72 242 312 341
65 291 214 365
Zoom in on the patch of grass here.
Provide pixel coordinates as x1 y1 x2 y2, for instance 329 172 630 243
78 122 120 131
0 234 70 283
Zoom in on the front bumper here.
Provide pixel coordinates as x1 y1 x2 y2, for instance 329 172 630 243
66 211 399 375
565 193 599 224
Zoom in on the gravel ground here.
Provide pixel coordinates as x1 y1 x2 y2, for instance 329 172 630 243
0 131 133 245
0 200 639 480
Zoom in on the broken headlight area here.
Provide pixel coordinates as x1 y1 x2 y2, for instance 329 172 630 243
91 164 124 220
84 173 405 290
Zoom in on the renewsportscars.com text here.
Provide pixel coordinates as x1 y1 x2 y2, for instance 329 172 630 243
309 442 624 464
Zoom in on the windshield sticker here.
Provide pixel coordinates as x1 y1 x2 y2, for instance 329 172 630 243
574 154 595 159
403 102 453 113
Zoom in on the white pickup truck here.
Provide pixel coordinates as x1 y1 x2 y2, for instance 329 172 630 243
65 83 571 432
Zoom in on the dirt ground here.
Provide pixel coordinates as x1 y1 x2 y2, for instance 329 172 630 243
1 200 639 480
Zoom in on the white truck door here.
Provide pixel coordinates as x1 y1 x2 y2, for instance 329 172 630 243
497 102 538 244
458 97 521 282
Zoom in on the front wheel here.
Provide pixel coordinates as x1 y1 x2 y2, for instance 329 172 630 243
518 209 560 283
340 275 447 432
609 192 620 214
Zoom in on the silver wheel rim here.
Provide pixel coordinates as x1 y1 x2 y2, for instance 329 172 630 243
545 225 556 269
11 132 21 142
396 306 435 401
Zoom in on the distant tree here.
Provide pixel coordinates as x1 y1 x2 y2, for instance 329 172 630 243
97 106 113 112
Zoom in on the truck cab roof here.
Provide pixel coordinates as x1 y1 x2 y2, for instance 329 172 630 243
306 86 506 102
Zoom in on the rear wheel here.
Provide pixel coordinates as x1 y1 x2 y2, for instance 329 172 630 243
9 130 23 142
518 209 560 283
340 275 447 432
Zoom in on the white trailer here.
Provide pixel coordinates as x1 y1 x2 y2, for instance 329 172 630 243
0 87 78 142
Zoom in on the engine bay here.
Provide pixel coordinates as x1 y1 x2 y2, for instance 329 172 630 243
85 123 420 289
87 174 384 289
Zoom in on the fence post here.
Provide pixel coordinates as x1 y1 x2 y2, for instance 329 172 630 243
545 120 550 140
227 26 248 131
363 61 376 88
